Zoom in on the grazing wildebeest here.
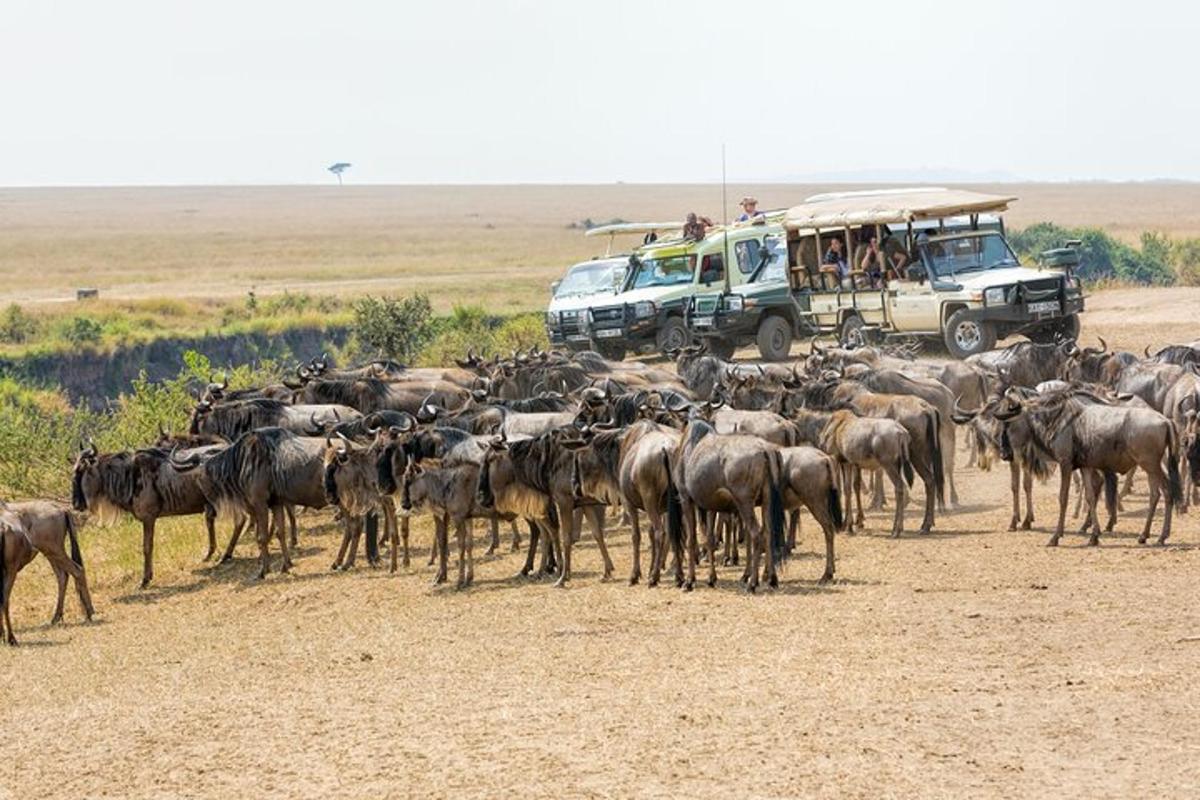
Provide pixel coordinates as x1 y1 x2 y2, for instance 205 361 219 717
563 420 681 586
191 398 361 441
2 500 95 628
72 442 235 587
667 414 787 592
992 388 1181 546
790 408 912 537
169 428 335 578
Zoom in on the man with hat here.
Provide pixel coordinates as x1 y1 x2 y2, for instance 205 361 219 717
736 196 764 222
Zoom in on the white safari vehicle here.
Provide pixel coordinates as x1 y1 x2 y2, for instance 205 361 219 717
781 188 1084 358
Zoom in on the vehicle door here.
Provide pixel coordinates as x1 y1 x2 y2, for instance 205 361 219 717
887 251 940 331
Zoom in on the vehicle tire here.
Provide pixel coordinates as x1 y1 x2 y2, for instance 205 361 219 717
756 315 793 361
707 337 737 360
656 317 691 354
944 309 996 359
839 315 869 350
595 341 627 361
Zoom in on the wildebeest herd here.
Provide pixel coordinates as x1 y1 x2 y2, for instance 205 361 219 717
4 337 1200 645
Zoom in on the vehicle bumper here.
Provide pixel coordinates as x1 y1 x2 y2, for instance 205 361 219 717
960 294 1084 328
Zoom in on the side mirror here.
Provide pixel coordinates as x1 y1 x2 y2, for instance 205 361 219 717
907 264 927 284
550 280 562 295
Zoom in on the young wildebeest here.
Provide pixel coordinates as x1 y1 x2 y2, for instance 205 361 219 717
170 428 336 578
1 501 95 631
790 408 912 537
477 429 612 587
667 414 787 592
775 446 844 582
0 508 30 645
401 458 491 588
563 419 682 586
322 435 393 572
993 388 1181 546
73 442 234 588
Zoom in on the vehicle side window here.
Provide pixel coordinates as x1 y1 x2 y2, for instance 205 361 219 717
734 240 760 275
700 253 725 284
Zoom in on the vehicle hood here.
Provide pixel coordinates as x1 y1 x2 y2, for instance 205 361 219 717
953 266 1064 290
548 291 617 314
599 285 691 306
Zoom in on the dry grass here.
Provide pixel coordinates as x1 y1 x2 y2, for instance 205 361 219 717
3 296 1200 798
4 183 1200 313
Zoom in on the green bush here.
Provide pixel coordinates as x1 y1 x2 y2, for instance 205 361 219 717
352 293 435 363
1173 238 1200 286
1010 223 1175 285
0 304 39 344
60 316 104 346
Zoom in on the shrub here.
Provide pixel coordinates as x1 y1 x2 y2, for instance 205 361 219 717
1172 238 1200 286
0 304 39 344
61 316 104 346
352 293 435 362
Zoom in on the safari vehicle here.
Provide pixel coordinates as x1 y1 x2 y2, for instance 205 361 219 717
695 188 1084 359
578 218 785 360
544 223 679 352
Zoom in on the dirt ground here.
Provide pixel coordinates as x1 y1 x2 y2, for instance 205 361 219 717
4 305 1200 799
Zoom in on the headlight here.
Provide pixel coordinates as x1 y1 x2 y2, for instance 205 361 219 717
984 287 1006 306
723 295 744 312
1065 275 1080 290
634 301 656 319
545 311 559 325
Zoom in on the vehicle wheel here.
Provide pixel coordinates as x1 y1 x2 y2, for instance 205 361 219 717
756 315 793 361
707 337 737 360
656 317 691 354
595 342 627 361
944 309 996 359
839 315 869 350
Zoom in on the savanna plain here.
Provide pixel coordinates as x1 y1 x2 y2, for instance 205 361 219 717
2 184 1200 799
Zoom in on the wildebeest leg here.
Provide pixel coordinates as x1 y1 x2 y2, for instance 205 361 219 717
1049 466 1070 546
203 506 218 561
510 520 521 552
1008 461 1020 531
519 521 539 577
2 568 15 645
455 518 470 589
252 508 272 579
699 511 717 588
1139 461 1165 545
400 514 410 568
840 465 855 535
943 424 959 507
486 516 500 555
868 468 885 510
1081 471 1102 544
721 514 736 566
586 505 614 581
742 503 766 593
427 519 438 566
50 563 68 624
628 502 643 585
554 500 575 588
140 518 156 589
341 516 363 570
1022 464 1035 530
51 539 94 620
433 515 449 585
273 507 293 572
570 508 584 544
331 518 353 570
887 463 905 538
786 510 799 555
1071 471 1083 519
853 467 865 527
1120 469 1136 506
965 429 977 468
679 500 697 591
217 514 245 564
286 505 298 548
381 499 399 573
917 465 936 535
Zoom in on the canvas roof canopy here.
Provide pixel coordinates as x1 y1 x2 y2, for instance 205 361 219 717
784 187 1017 230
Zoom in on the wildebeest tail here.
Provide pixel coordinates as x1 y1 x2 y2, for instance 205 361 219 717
826 460 845 532
1167 424 1183 507
901 441 915 488
65 511 83 568
928 410 945 505
766 451 787 564
664 452 683 556
364 512 379 563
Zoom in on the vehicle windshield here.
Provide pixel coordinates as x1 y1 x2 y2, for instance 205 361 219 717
921 233 1019 277
754 236 788 283
630 255 694 289
555 262 621 297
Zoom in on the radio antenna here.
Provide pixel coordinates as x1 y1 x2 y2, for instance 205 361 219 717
722 143 732 293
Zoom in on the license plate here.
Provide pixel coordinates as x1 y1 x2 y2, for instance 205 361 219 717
693 316 714 328
566 335 590 342
595 329 622 339
1028 300 1060 314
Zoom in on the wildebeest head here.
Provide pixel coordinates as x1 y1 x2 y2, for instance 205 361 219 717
373 414 418 494
72 443 143 521
323 433 380 514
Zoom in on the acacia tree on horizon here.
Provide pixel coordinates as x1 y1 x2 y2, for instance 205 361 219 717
328 162 352 185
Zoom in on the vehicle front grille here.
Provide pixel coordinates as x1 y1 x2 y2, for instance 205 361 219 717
590 305 626 327
560 310 583 336
694 296 719 315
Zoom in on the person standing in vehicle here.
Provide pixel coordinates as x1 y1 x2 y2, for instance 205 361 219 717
682 212 713 241
859 234 885 287
822 237 848 288
736 196 765 222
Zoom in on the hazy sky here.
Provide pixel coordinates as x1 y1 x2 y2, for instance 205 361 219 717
3 0 1197 186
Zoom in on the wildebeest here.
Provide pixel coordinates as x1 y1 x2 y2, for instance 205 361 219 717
322 435 392 571
992 388 1181 545
667 414 787 592
169 428 333 578
790 408 912 537
775 445 844 581
294 378 471 415
0 507 28 645
191 398 361 441
3 500 95 629
73 442 234 587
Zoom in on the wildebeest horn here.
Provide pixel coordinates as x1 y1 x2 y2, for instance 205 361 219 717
665 394 690 412
810 336 825 355
1144 345 1152 359
167 445 202 471
81 440 98 460
1097 336 1108 353
394 412 416 432
950 395 978 423
471 388 488 402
